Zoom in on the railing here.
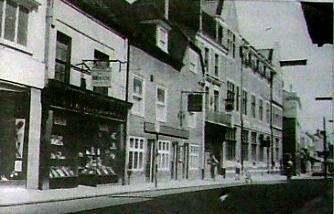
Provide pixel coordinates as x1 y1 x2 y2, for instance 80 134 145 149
206 108 232 127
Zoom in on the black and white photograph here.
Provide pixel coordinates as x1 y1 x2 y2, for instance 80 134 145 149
0 0 332 213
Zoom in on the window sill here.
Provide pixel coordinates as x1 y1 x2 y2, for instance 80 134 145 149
0 38 32 56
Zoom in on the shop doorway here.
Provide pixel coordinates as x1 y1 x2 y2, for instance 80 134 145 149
145 139 156 182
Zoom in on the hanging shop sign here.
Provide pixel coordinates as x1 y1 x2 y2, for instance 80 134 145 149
91 67 112 87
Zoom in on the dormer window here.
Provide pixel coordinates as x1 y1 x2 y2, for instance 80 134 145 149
157 26 168 53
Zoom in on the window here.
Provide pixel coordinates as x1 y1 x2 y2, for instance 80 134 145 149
158 140 170 170
189 145 199 169
93 50 110 95
132 76 145 116
214 90 219 112
259 146 264 162
226 129 236 161
0 0 29 46
156 86 167 122
205 86 209 109
251 95 256 118
227 30 236 58
235 86 239 111
128 137 145 171
157 26 168 52
259 99 263 121
189 61 197 73
232 34 236 58
251 132 257 161
242 90 248 115
187 112 197 128
217 25 223 43
266 103 270 123
275 138 280 162
242 130 249 161
204 47 209 72
55 32 71 83
226 81 235 111
214 53 219 77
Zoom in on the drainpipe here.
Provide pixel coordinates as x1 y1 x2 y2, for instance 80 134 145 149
123 39 130 185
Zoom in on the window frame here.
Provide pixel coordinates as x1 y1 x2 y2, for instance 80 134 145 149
251 94 256 118
242 90 248 115
157 140 170 171
131 74 145 117
189 144 199 169
128 136 146 171
156 85 167 122
259 98 264 121
0 0 29 46
157 25 168 52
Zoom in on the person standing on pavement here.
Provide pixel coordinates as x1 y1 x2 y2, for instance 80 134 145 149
209 153 219 180
235 160 241 181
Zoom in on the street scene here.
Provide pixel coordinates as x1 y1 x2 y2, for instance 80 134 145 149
0 0 332 213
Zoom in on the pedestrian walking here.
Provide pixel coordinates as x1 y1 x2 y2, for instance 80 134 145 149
209 153 219 180
235 160 241 181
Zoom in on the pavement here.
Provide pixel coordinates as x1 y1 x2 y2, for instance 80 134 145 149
0 173 317 213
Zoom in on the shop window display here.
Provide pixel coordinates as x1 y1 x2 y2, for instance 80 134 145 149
0 90 28 182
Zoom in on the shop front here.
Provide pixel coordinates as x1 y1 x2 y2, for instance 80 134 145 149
0 81 30 186
40 80 131 189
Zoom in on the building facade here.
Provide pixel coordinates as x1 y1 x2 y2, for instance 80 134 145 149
169 0 284 178
0 0 46 189
283 89 302 175
39 0 132 189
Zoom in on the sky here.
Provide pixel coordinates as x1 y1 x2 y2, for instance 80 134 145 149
234 0 333 134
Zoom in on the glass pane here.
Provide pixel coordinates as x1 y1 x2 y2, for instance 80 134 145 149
56 41 68 61
133 78 142 95
139 152 143 169
0 0 3 35
129 138 134 148
17 6 28 46
55 62 66 82
129 151 133 169
140 140 143 149
135 139 138 149
4 0 17 42
134 152 138 169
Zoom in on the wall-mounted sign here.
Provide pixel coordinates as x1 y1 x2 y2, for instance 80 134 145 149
91 67 112 87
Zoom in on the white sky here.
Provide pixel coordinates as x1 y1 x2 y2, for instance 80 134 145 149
235 0 333 133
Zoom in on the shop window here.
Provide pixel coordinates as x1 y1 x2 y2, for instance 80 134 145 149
0 0 29 46
132 75 145 116
189 145 199 169
128 137 145 171
156 86 167 122
55 31 71 83
158 140 170 170
0 90 28 182
93 49 110 95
